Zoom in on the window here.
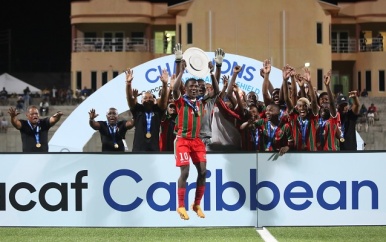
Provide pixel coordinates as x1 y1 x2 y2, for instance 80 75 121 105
113 71 119 78
178 24 182 44
317 23 322 44
84 32 97 44
379 70 385 92
317 69 323 91
329 24 331 45
102 71 108 86
132 32 144 44
365 70 371 91
91 71 97 91
76 71 82 89
357 71 361 92
187 23 192 44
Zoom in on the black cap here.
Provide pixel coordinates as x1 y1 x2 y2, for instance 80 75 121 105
337 95 348 105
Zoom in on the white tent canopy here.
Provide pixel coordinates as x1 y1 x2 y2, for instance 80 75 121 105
0 73 41 95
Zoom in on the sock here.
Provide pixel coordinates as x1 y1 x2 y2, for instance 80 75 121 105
178 188 186 208
194 185 205 206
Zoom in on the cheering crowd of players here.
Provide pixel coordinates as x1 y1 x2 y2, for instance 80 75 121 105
118 44 360 155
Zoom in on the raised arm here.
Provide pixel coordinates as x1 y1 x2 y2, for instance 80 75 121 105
262 59 273 106
290 68 297 107
219 75 229 100
282 65 293 111
349 90 360 115
295 73 306 98
214 48 225 82
173 43 183 77
226 65 242 108
88 108 100 130
125 68 136 109
233 84 245 115
303 68 318 115
158 69 169 110
207 61 220 98
173 59 186 100
125 118 135 129
49 111 63 126
8 107 22 130
324 69 337 117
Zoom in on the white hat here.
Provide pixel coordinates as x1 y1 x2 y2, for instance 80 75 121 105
183 47 210 78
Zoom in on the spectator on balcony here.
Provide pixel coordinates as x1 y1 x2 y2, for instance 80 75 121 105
164 33 169 54
94 39 103 51
360 31 367 52
377 32 383 51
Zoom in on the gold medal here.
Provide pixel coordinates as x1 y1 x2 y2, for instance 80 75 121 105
36 143 41 148
340 138 345 142
197 111 201 116
114 144 119 149
146 132 151 138
265 148 269 151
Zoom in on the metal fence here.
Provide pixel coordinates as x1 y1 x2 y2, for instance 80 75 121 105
73 37 154 53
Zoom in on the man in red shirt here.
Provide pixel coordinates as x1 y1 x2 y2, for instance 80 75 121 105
282 65 319 151
172 55 207 220
367 103 378 121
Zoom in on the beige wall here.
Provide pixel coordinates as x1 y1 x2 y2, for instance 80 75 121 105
71 52 155 90
338 1 386 21
176 0 332 88
70 0 386 96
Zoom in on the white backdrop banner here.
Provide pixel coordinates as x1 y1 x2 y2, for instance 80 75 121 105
0 152 384 227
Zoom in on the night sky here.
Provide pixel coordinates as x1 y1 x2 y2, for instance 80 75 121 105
0 0 344 74
0 0 71 73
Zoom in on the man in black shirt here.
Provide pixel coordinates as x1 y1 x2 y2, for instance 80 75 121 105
8 106 63 152
89 107 134 152
125 68 169 152
337 93 360 150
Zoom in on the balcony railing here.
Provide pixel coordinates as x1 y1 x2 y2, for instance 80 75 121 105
73 38 154 53
332 37 384 53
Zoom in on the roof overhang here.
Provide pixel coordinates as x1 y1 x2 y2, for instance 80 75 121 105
319 0 341 16
168 0 192 15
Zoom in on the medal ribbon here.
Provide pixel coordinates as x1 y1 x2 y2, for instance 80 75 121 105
27 120 40 145
279 109 284 120
266 121 278 150
145 112 153 135
107 121 117 145
298 117 309 146
340 123 345 140
251 128 259 149
318 118 327 146
183 94 199 114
